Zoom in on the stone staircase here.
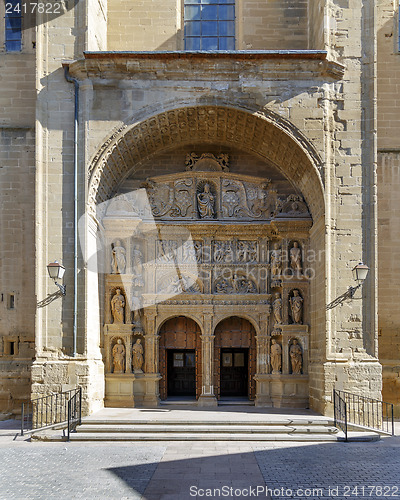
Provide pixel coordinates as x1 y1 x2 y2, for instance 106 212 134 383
66 417 341 442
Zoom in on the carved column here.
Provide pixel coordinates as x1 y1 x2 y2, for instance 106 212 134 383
198 315 218 406
255 311 273 407
126 336 132 374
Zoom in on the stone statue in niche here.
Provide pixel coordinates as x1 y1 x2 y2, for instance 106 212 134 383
270 339 282 374
132 245 145 287
197 183 215 219
290 290 303 324
132 339 144 373
270 243 282 276
112 339 125 373
111 240 126 274
272 293 283 324
111 289 125 324
290 339 303 374
290 241 302 272
131 291 142 327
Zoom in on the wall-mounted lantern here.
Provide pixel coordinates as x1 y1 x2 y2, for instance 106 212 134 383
47 261 66 296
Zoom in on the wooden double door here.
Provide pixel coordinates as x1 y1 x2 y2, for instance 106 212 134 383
159 316 256 400
159 317 202 400
214 317 256 400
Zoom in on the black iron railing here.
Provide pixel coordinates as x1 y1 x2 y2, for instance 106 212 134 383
67 387 82 440
21 387 82 440
333 389 348 440
333 389 394 441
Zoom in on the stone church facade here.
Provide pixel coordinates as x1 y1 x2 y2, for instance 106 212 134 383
0 0 399 417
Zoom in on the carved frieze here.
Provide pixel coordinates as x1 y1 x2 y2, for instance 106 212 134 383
214 273 258 294
140 170 310 223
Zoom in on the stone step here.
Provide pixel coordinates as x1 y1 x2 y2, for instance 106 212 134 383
68 432 341 442
76 424 339 434
81 418 334 426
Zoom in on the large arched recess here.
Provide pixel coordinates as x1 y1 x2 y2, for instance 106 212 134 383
87 104 324 221
88 104 326 411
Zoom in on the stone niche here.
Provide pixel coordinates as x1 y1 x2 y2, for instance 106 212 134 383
100 154 312 408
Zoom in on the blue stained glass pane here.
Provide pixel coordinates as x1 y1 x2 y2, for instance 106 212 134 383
5 17 22 30
219 21 234 36
202 37 218 50
202 21 218 36
219 37 235 50
5 39 21 51
200 0 215 4
217 0 234 3
185 21 201 36
219 5 234 20
202 5 218 19
185 37 201 50
185 5 201 20
6 28 21 40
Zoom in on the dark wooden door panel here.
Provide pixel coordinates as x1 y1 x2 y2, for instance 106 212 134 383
167 350 196 396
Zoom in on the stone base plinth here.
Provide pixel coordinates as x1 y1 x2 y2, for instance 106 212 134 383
197 394 218 407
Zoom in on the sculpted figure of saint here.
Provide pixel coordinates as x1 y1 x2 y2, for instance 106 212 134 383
273 293 283 325
111 240 126 274
270 243 282 276
270 339 282 374
290 290 303 324
290 339 302 374
112 339 125 373
132 339 144 372
197 183 215 219
290 241 302 272
111 289 125 324
132 245 145 287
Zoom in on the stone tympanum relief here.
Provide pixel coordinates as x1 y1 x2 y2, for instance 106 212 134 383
237 241 258 263
111 289 125 324
111 240 126 274
132 339 144 373
290 339 303 374
112 339 125 373
214 241 234 263
141 154 311 222
270 339 282 374
214 273 258 294
182 240 202 263
290 290 303 324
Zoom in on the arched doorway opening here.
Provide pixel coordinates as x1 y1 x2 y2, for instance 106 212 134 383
158 316 202 400
214 317 256 400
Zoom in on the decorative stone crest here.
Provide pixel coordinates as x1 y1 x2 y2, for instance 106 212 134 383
185 152 229 172
274 194 310 218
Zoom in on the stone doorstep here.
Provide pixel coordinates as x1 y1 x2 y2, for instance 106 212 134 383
76 424 339 434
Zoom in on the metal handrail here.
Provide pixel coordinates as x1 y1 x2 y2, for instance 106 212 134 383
333 389 394 441
21 387 82 439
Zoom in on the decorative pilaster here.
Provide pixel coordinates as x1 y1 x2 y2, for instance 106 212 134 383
198 315 217 406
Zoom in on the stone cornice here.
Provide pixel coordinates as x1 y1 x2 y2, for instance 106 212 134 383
64 51 345 81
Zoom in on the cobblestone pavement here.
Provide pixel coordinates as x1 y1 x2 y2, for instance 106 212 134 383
0 420 399 500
